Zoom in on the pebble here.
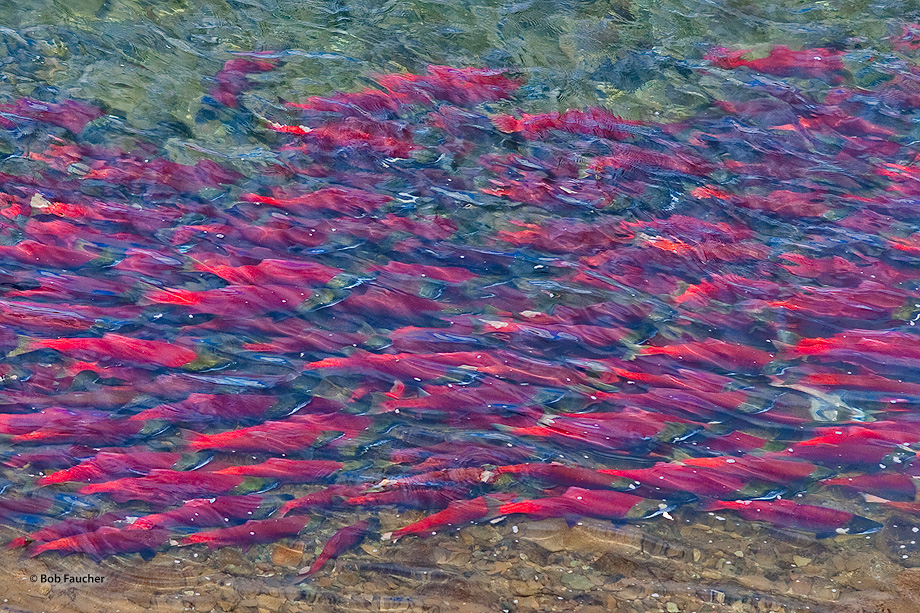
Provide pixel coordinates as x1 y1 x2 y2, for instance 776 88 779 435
793 555 812 568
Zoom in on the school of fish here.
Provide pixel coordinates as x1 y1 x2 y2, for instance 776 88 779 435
2 34 920 577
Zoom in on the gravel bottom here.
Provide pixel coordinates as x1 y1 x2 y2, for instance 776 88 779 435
4 505 920 613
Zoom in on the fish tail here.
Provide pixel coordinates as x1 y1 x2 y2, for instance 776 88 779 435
621 339 651 361
178 428 207 450
7 536 26 549
302 559 323 576
7 335 38 358
771 340 797 360
837 515 884 537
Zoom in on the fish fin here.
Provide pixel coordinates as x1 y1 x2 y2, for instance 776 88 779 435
747 490 784 502
619 340 643 362
173 451 214 472
844 516 884 536
139 549 156 562
238 477 277 495
140 420 173 438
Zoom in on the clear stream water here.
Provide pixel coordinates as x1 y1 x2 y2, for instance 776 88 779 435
2 1 920 613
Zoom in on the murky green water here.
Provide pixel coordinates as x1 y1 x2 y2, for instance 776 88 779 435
0 0 907 126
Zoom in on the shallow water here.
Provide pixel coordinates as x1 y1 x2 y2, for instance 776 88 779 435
2 1 920 613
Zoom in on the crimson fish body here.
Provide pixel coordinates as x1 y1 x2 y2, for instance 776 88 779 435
339 286 444 320
380 380 539 414
681 455 821 487
0 499 56 522
783 330 920 369
129 393 277 423
794 371 920 396
707 45 847 81
129 496 265 531
186 414 370 453
215 459 342 482
28 527 169 560
278 485 367 517
12 418 144 446
370 261 477 284
3 448 80 470
79 470 245 504
8 512 126 550
0 300 95 333
375 65 521 105
33 334 197 368
209 57 277 108
390 441 534 472
307 351 456 381
0 240 97 268
0 97 102 132
493 107 641 141
780 428 913 466
39 451 182 484
240 186 392 216
302 519 372 576
822 473 917 502
386 494 515 541
193 257 342 286
506 410 694 452
499 488 637 521
636 339 775 373
146 284 311 317
0 387 139 410
183 516 308 550
701 499 881 537
345 486 468 510
374 467 497 490
598 463 747 499
0 408 108 436
495 463 619 489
